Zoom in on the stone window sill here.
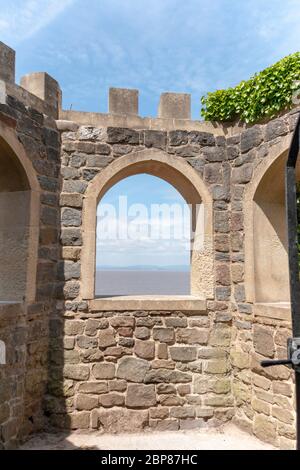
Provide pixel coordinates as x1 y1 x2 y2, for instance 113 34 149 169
89 295 207 312
254 302 291 321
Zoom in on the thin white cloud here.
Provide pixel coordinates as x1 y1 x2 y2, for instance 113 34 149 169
0 0 74 44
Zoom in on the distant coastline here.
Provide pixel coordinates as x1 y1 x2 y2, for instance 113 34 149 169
97 265 190 272
95 269 190 296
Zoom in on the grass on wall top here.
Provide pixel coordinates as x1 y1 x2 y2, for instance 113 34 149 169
201 52 300 124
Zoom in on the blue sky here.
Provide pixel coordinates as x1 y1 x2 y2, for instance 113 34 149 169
96 175 191 268
1 0 300 118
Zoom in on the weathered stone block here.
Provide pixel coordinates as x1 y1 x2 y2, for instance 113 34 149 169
126 384 156 408
252 397 270 415
253 325 275 358
231 264 244 283
210 324 231 347
76 394 98 411
204 359 230 374
60 193 83 208
61 228 82 246
78 126 105 141
99 393 124 407
176 328 209 345
254 414 277 445
272 381 293 397
144 369 192 384
153 327 175 343
108 380 127 392
69 154 86 168
170 406 195 419
61 207 82 227
144 130 167 150
64 320 85 336
215 286 231 301
232 164 253 183
231 213 243 232
272 406 294 425
110 317 135 328
63 365 90 381
202 147 225 162
234 285 246 303
86 155 113 168
216 264 230 286
158 92 190 119
93 409 148 432
157 384 176 394
189 131 215 146
204 163 222 184
149 419 179 431
135 327 150 340
230 350 250 369
169 130 188 146
69 412 90 430
109 87 138 115
265 118 287 141
98 329 116 348
77 335 98 349
214 212 229 233
175 144 200 158
58 260 81 281
157 343 168 359
169 346 197 362
92 363 115 380
78 382 108 394
159 394 184 406
116 357 150 383
149 407 169 419
63 180 88 194
0 41 15 83
107 127 139 144
134 340 155 360
165 317 187 328
63 281 80 299
240 126 263 153
85 319 108 336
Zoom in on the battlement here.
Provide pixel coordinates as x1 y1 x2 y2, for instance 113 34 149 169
0 41 243 134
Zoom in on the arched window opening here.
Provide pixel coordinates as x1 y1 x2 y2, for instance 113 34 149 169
96 174 191 296
252 152 300 303
0 137 31 302
81 149 214 305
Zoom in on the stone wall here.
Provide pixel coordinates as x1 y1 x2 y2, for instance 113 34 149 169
47 111 298 448
0 39 299 449
0 90 60 449
48 310 233 433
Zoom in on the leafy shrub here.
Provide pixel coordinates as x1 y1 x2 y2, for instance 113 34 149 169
201 53 300 123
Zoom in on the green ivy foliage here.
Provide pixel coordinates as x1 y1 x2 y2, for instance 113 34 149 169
201 53 300 124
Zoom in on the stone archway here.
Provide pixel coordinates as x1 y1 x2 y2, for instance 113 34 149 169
244 134 295 304
81 148 214 301
0 122 40 303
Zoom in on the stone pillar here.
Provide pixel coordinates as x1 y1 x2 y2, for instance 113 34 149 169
158 92 191 119
109 88 139 115
20 72 62 113
0 42 15 83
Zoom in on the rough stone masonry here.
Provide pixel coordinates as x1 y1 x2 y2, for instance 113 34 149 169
0 41 298 450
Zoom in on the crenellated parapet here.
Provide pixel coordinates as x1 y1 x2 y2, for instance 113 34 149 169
0 41 245 135
0 41 61 119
